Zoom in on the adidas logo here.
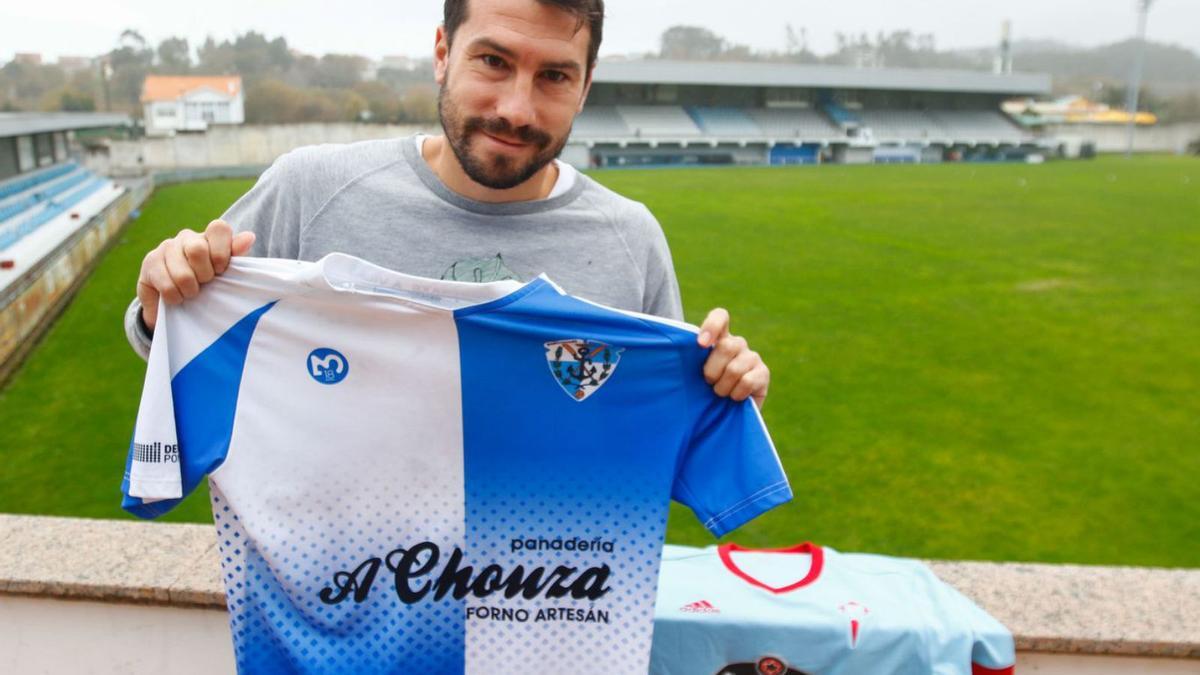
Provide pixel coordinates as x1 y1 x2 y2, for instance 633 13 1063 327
680 600 720 614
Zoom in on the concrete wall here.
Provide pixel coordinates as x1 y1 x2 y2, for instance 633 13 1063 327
92 123 436 175
1 595 1196 674
0 178 150 381
0 596 235 675
1045 122 1200 155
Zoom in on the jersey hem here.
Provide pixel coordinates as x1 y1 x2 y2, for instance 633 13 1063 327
704 481 792 538
120 492 180 520
125 476 184 500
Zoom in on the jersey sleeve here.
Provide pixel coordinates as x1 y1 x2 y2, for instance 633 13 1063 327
121 290 277 519
122 153 308 361
670 339 792 538
931 570 1016 674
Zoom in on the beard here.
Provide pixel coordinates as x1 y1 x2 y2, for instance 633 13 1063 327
437 77 570 191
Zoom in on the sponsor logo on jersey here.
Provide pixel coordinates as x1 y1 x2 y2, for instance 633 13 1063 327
838 600 870 648
132 441 179 464
679 599 720 613
545 339 624 401
307 348 349 384
318 541 612 606
716 656 809 675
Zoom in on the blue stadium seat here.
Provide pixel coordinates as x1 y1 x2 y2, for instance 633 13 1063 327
687 107 762 137
0 169 107 252
0 162 78 201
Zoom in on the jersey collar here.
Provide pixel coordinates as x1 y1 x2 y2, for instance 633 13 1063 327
295 252 556 314
718 542 824 594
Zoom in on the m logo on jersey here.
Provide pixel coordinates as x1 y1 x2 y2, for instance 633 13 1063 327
545 339 624 402
308 348 349 384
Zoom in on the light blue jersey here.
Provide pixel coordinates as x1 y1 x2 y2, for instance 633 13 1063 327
120 254 790 674
652 544 1014 675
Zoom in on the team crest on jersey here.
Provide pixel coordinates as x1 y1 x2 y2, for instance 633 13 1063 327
838 601 870 648
545 339 624 402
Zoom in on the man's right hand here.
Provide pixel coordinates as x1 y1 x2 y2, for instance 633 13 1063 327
137 220 256 331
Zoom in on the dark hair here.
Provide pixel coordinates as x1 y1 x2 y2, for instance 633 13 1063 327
443 0 605 75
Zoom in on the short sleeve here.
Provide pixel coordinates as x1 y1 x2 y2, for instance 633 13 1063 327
671 342 791 538
120 294 277 519
936 576 1016 673
122 296 184 515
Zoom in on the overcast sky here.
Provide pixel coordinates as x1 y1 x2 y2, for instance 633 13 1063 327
3 0 1198 65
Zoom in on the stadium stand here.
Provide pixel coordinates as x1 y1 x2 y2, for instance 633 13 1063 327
820 101 862 129
0 112 130 280
930 110 1026 143
0 163 78 202
857 109 946 141
571 106 631 139
855 109 1030 144
615 106 704 138
0 163 110 251
569 61 1051 167
747 108 843 141
687 107 762 137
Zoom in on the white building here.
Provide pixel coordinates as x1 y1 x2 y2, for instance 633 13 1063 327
141 75 244 136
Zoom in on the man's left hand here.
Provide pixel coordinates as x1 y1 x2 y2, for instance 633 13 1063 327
698 308 770 408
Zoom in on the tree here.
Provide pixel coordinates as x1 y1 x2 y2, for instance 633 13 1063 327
353 80 403 123
0 61 66 106
313 54 368 89
198 31 292 83
107 28 154 113
659 26 726 60
41 86 95 111
399 84 438 123
1164 91 1200 122
118 29 148 52
244 79 306 123
157 37 191 74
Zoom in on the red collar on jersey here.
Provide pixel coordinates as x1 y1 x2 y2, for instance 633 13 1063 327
717 542 825 594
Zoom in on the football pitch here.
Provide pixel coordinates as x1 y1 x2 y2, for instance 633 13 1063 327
0 155 1196 568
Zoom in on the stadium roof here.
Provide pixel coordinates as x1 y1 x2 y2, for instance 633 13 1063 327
0 112 132 138
592 60 1052 96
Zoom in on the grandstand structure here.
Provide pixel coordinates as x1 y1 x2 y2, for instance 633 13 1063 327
0 112 141 380
565 61 1052 167
0 113 129 272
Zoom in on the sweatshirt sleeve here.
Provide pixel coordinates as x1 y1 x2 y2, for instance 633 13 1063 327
637 205 685 322
122 153 305 359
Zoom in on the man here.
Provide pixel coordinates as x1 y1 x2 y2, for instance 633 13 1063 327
125 0 770 407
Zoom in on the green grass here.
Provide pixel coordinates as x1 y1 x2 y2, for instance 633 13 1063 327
1 156 1197 566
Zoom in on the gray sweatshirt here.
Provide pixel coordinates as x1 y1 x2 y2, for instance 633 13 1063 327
125 135 684 358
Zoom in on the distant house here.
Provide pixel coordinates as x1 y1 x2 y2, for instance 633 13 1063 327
141 75 244 136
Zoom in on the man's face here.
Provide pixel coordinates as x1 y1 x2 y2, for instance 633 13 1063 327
435 0 592 190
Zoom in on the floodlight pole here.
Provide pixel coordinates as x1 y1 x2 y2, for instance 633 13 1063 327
1124 0 1154 157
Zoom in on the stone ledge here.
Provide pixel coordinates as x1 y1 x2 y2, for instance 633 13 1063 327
1 514 1196 658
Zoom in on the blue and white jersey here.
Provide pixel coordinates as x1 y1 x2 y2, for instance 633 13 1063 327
651 544 1015 675
121 253 790 674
